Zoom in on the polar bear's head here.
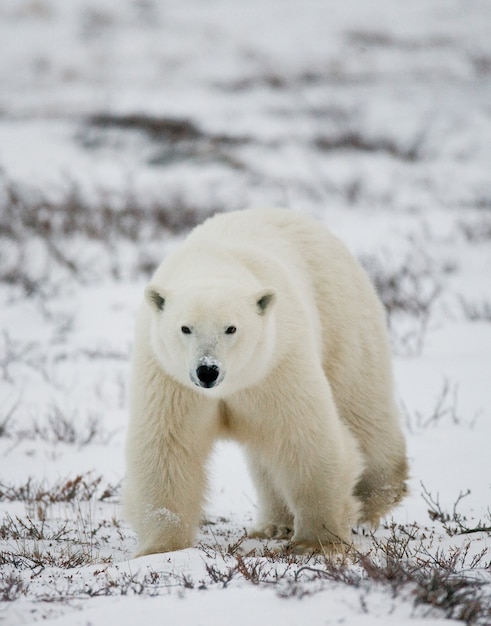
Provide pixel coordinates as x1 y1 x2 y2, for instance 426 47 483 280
144 282 277 396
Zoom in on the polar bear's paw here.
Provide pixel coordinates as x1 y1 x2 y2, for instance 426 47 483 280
248 523 294 540
285 536 352 557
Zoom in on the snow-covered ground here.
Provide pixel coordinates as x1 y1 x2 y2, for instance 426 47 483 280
1 1 490 624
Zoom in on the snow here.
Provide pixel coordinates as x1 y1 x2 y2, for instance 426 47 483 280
23 587 461 626
1 0 490 624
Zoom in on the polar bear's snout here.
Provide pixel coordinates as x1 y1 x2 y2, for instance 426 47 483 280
193 355 223 389
196 363 219 388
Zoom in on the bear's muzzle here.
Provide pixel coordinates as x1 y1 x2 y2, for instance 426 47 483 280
192 355 222 389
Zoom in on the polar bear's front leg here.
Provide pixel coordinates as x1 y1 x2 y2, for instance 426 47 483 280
124 369 219 556
125 434 211 556
250 371 364 553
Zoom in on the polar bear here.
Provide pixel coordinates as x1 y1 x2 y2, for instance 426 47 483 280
124 208 408 556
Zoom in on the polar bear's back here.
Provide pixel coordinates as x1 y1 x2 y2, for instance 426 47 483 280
187 208 381 321
190 207 335 256
184 207 361 287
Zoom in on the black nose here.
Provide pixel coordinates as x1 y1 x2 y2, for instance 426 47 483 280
196 364 220 388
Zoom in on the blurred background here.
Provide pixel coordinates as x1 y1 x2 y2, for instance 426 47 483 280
1 0 491 291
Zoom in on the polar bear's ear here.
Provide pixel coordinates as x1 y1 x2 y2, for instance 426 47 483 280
145 285 166 312
255 290 276 315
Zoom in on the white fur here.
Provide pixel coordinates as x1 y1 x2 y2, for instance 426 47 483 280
124 208 408 555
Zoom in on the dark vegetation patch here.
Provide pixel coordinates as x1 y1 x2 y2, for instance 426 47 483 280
362 251 442 318
83 113 248 168
470 54 491 77
89 114 206 142
459 216 491 242
361 247 447 355
0 403 115 447
345 30 455 51
315 132 422 162
0 474 119 506
216 72 321 92
0 175 221 294
460 298 491 323
0 177 217 242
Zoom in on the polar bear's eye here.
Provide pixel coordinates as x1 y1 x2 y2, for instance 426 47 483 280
181 326 192 335
225 326 237 335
